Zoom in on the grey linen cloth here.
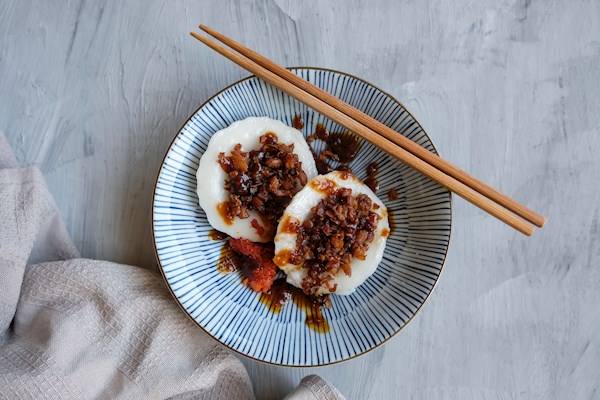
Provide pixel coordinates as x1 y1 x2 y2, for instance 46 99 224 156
0 131 344 400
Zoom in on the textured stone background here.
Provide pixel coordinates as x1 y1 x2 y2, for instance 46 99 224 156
1 0 599 398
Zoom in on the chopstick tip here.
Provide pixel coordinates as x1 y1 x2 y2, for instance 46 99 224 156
199 24 213 33
522 225 535 236
538 217 547 228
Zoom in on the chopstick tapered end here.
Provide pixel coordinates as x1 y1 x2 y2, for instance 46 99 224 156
523 226 535 236
537 217 547 228
527 212 546 228
190 32 208 45
199 24 216 35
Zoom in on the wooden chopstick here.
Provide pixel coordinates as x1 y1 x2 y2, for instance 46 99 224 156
199 25 546 229
190 31 537 236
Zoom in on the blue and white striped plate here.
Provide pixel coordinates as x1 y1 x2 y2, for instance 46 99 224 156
152 68 451 366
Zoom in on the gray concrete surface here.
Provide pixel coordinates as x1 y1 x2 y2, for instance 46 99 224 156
1 0 599 398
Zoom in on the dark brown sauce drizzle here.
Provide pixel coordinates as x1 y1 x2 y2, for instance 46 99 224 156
327 131 361 164
335 164 352 173
259 278 330 333
309 178 336 194
339 171 352 180
364 162 379 193
292 290 330 333
304 123 360 174
292 114 304 130
303 125 332 174
209 229 229 241
315 158 333 175
263 131 278 141
273 249 292 267
280 215 301 234
315 123 329 141
387 208 395 235
259 278 291 314
217 202 234 225
217 245 236 275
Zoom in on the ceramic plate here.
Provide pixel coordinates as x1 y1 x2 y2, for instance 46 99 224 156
152 68 451 366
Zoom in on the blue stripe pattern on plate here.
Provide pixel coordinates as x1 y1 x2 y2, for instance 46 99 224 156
153 68 451 366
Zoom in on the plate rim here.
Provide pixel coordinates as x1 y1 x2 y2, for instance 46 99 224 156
151 66 453 367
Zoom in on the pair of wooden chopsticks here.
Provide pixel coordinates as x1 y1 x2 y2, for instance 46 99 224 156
190 25 546 236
